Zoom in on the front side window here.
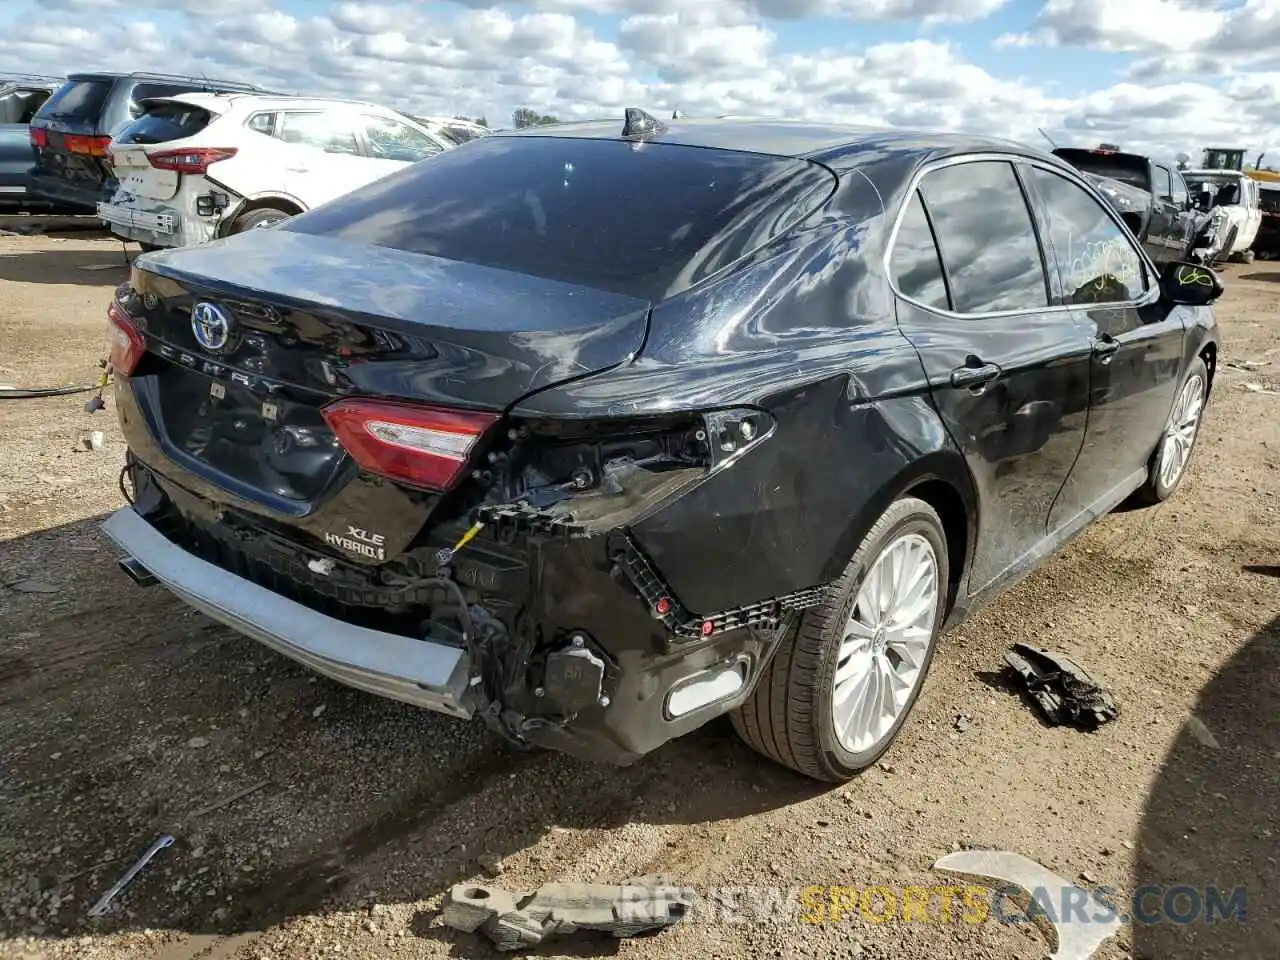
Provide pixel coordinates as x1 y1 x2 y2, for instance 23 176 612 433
917 160 1049 314
889 190 949 310
1028 166 1148 306
277 111 359 156
359 115 443 162
1153 165 1174 202
1171 171 1189 208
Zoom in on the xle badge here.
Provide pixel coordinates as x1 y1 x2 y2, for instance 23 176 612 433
325 526 386 560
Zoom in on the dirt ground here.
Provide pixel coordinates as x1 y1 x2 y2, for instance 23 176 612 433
0 232 1277 960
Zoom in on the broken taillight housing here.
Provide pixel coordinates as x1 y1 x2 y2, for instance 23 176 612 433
322 399 498 491
107 299 146 376
148 147 238 175
63 134 112 157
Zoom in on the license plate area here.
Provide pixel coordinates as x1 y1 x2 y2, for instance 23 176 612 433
153 361 344 503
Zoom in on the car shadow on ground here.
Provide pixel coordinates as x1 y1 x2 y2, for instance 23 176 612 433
0 243 132 287
1132 610 1279 959
0 515 829 952
1239 271 1280 284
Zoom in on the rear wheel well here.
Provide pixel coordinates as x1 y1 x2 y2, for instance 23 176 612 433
901 478 969 615
239 196 303 218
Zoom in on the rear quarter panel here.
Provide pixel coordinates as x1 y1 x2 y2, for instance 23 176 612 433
514 198 976 614
0 123 34 194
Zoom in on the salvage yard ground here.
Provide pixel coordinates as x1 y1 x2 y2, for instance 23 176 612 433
0 233 1277 960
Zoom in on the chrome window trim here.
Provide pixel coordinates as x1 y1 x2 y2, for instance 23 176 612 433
883 151 1163 320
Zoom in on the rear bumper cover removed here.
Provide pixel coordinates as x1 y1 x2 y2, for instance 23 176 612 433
101 506 474 719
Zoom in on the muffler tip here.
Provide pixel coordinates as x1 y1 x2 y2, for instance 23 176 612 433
118 556 157 587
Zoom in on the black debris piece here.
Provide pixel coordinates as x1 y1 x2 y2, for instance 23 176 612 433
1002 643 1119 730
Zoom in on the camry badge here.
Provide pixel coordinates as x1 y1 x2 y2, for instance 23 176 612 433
191 301 234 352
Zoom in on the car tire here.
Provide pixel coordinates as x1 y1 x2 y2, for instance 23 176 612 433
1136 356 1209 504
229 207 292 234
1239 249 1255 264
731 496 949 782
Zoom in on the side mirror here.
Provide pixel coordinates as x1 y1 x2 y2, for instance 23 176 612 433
1160 261 1224 306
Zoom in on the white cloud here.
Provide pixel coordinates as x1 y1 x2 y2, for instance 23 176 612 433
3 0 1280 158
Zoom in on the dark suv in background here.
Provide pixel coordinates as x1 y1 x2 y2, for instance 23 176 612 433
27 71 273 211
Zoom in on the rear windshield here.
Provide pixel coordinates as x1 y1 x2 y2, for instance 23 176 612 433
116 102 213 144
283 135 834 300
1054 150 1150 190
37 79 112 123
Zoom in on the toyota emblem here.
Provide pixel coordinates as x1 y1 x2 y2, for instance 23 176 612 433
191 301 234 352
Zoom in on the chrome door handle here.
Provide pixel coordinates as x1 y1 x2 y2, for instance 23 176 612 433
1093 335 1120 363
950 360 1002 390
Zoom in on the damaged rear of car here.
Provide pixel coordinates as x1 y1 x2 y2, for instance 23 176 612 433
102 121 853 770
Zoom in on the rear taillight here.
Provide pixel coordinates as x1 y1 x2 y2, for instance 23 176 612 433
322 399 498 492
64 134 112 157
29 128 47 148
107 300 146 376
147 147 237 175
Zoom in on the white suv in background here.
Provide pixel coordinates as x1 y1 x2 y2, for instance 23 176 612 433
98 94 458 250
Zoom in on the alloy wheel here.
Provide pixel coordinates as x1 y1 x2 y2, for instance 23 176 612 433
1159 374 1206 490
831 532 940 754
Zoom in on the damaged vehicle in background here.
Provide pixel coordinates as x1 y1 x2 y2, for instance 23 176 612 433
0 73 65 211
1183 167 1264 264
26 71 271 213
101 112 1221 782
1052 145 1200 265
97 93 459 250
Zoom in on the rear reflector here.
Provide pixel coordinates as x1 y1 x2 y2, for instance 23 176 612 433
107 300 146 376
29 128 47 148
148 147 237 175
321 399 498 492
64 134 112 157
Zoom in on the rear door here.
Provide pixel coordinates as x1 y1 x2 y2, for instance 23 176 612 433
890 157 1094 594
274 109 372 207
1148 162 1180 261
1021 163 1184 528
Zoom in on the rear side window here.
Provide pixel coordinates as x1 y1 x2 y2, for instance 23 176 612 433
246 112 275 135
115 103 213 144
278 111 359 156
359 114 443 162
918 160 1049 314
37 79 112 122
283 136 835 301
890 191 949 310
1027 167 1147 305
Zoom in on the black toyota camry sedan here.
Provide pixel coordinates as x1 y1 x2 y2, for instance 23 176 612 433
101 109 1220 782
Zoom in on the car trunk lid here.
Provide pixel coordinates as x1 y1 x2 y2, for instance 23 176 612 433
123 229 651 557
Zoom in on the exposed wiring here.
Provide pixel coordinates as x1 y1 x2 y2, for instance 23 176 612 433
0 382 103 399
0 361 112 402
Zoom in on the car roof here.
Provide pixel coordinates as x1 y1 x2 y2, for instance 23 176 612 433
500 115 1052 168
138 92 407 114
65 71 262 90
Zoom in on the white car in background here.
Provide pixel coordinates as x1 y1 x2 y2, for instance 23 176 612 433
1184 168 1264 263
98 93 458 250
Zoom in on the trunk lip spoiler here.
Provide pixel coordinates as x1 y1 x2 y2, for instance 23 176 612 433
100 506 474 718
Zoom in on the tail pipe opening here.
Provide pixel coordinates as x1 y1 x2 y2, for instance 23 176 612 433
118 555 158 587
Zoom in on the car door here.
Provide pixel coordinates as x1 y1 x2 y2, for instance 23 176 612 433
275 109 371 208
1241 177 1263 248
890 157 1095 594
356 114 448 179
1021 164 1185 530
1148 163 1179 261
1168 168 1195 259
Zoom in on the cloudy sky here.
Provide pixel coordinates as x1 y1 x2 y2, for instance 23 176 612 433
4 0 1280 160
